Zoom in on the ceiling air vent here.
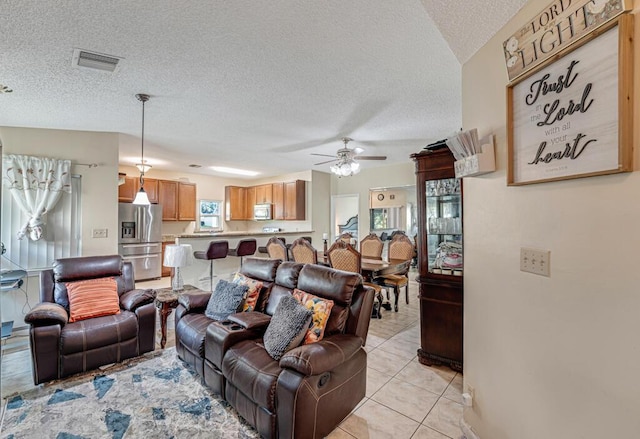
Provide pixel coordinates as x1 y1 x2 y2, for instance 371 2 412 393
72 49 122 73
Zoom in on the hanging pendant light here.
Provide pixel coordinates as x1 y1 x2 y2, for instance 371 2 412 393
133 93 151 205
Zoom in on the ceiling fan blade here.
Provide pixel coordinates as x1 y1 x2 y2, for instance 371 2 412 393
310 153 338 158
356 155 387 160
314 159 339 165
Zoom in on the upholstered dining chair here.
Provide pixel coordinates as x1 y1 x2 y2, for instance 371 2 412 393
375 232 414 311
327 240 384 318
337 232 354 245
266 236 288 261
289 237 318 264
360 233 383 260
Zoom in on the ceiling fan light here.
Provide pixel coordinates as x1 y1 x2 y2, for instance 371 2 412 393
350 161 360 173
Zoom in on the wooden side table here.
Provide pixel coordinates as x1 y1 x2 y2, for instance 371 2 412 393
154 284 208 349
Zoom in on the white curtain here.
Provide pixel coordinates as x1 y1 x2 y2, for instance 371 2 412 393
3 154 72 241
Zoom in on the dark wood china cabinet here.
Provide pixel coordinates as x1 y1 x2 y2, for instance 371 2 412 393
411 147 463 372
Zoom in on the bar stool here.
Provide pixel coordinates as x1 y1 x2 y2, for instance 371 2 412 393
193 240 229 292
227 238 257 270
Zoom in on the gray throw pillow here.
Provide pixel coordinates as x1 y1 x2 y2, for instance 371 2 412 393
205 279 249 321
263 294 312 361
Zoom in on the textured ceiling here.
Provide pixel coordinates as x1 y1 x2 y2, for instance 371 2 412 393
0 0 527 179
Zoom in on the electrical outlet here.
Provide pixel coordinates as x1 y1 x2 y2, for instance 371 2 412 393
520 247 550 276
92 228 108 238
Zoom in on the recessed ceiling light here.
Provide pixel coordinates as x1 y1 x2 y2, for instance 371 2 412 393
0 84 13 93
210 166 259 176
188 164 202 168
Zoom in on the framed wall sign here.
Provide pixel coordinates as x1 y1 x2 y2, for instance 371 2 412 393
507 15 634 185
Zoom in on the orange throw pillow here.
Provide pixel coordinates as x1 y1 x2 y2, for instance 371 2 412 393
292 289 334 344
66 277 121 323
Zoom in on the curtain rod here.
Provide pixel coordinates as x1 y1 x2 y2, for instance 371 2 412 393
74 162 98 168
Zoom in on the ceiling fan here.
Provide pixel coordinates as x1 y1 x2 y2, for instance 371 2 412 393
312 137 387 177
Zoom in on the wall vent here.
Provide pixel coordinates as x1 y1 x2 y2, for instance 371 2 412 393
72 49 122 73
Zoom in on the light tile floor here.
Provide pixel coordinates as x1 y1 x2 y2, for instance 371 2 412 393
0 270 464 439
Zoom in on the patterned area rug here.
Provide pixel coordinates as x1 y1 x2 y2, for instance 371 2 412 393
0 348 260 439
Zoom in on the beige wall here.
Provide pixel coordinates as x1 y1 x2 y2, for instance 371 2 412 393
0 127 120 325
462 3 640 439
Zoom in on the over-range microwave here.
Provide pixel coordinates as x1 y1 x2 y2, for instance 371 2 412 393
253 204 273 220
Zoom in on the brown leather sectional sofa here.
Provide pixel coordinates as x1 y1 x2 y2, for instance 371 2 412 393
175 257 375 439
25 255 157 385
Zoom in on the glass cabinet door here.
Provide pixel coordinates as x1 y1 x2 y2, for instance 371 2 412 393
425 177 462 276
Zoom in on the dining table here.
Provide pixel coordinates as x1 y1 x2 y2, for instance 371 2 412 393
360 258 411 281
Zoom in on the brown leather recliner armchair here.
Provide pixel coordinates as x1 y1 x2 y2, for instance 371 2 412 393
175 257 375 439
25 255 156 385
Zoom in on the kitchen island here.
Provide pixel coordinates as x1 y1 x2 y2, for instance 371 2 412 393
176 231 316 291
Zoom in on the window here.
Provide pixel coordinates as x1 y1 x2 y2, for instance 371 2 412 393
198 200 223 231
2 175 82 270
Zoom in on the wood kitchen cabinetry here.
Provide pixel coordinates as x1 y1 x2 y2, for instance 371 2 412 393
245 186 256 220
272 183 285 220
225 180 305 221
255 184 272 204
158 180 196 221
118 176 159 204
411 147 463 372
283 180 305 220
225 186 248 221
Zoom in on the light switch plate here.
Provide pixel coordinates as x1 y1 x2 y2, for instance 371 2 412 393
520 248 550 276
92 228 108 238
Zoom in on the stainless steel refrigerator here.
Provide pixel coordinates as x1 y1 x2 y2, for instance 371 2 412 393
118 203 162 281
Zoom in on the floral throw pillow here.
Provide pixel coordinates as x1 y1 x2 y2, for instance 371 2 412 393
232 272 263 312
292 288 334 344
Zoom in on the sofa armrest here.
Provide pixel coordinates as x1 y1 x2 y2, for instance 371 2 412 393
227 312 271 330
178 290 211 312
25 302 68 327
120 288 156 311
279 333 363 376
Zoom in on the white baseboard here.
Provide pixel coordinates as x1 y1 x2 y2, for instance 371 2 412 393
460 416 481 439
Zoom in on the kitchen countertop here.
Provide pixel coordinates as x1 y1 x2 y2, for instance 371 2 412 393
177 230 314 238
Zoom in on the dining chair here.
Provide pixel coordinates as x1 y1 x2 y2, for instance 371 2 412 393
327 240 384 318
337 232 354 245
360 233 383 260
266 236 288 261
290 237 318 264
375 232 414 311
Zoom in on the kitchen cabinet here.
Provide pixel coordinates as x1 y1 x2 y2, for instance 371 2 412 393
118 176 138 202
255 184 273 204
225 186 248 221
117 176 165 205
245 186 256 220
154 180 196 221
161 242 172 277
159 180 178 220
178 182 196 221
272 183 285 220
225 181 304 221
411 147 463 372
284 180 305 220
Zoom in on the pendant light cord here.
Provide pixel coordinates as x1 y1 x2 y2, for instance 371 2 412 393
136 93 150 188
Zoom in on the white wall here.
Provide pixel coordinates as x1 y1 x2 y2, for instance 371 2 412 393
462 3 640 439
0 126 120 326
